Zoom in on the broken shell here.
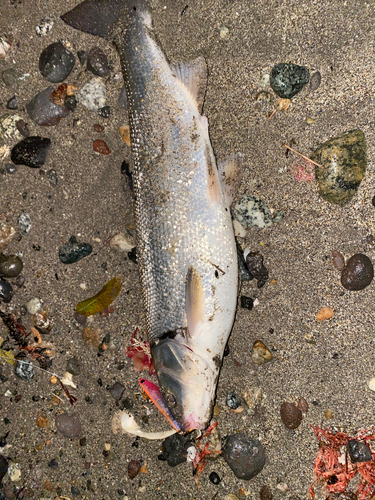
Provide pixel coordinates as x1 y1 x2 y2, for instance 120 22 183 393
112 411 176 440
242 387 262 409
252 340 273 365
109 232 134 252
61 371 77 389
31 311 53 331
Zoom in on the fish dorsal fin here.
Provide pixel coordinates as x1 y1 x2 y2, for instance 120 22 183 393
171 56 207 114
217 153 244 206
206 145 221 204
61 0 126 38
186 266 205 338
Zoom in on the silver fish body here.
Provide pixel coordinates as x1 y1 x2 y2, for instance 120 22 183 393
62 0 238 431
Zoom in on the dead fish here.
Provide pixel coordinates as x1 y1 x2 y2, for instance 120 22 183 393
62 0 240 431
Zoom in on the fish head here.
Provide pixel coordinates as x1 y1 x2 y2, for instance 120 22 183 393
151 334 216 431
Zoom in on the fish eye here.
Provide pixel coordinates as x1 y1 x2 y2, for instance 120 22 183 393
166 393 176 407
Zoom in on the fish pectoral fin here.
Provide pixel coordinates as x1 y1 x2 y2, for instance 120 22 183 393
205 145 221 204
217 153 244 207
186 266 205 338
171 56 207 114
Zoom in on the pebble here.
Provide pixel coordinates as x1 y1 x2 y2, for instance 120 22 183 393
14 360 34 381
39 41 75 83
77 50 87 65
71 486 81 496
245 252 269 288
66 358 81 376
276 483 288 493
0 114 25 142
0 456 8 482
87 47 110 77
209 471 221 485
64 95 77 112
240 296 254 310
0 278 13 303
270 63 309 99
11 136 51 167
297 397 308 413
58 236 93 264
27 297 43 315
233 220 247 238
27 87 70 126
226 391 241 410
324 408 333 420
128 460 141 479
110 381 125 401
77 78 106 111
2 68 20 87
93 139 111 155
162 433 191 466
252 340 273 365
5 163 17 174
55 413 82 438
0 38 10 58
224 495 239 500
347 439 372 463
14 275 25 288
222 434 266 480
233 195 273 229
260 74 270 87
0 254 23 277
341 254 373 291
109 232 135 252
98 105 111 118
309 71 321 92
237 243 253 282
18 213 32 235
311 130 367 206
47 168 58 186
16 119 30 138
6 96 18 110
316 307 334 321
242 387 262 409
280 402 303 429
35 16 55 37
332 250 346 271
119 125 131 146
260 485 273 500
8 463 21 482
36 415 48 428
0 223 15 249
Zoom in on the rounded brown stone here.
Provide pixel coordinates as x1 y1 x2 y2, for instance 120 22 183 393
280 402 303 429
341 254 373 291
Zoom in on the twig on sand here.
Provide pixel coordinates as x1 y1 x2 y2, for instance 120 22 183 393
283 144 323 169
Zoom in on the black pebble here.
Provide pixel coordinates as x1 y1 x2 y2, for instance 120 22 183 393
6 96 18 110
241 296 254 310
0 254 23 278
128 247 137 264
270 63 310 99
71 486 80 497
48 458 58 469
87 47 110 77
39 41 75 83
98 105 111 118
0 455 8 482
341 254 373 291
110 381 125 402
372 194 375 207
121 397 133 410
226 391 241 410
11 136 51 168
58 236 92 264
162 433 192 467
64 95 77 111
222 434 266 480
347 439 372 463
16 119 30 137
77 50 87 65
246 252 268 287
0 278 13 303
209 472 221 485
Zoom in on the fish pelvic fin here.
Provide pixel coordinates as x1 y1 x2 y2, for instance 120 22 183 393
205 144 221 204
217 153 244 207
171 56 207 114
186 266 205 338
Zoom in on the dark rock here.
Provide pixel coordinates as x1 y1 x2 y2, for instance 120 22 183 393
341 254 373 291
14 360 34 381
47 168 58 186
1 68 20 87
280 402 303 429
98 105 111 118
128 247 137 264
162 433 191 466
241 296 253 310
58 236 92 264
110 381 125 401
226 391 241 410
87 47 110 77
66 357 81 376
246 252 268 288
237 241 253 282
6 96 18 110
93 139 111 154
127 460 141 479
310 71 321 92
64 95 77 111
121 397 133 410
77 50 87 65
55 413 81 438
27 87 69 126
15 119 30 138
4 164 17 174
11 136 51 168
260 485 273 500
71 486 80 497
222 434 266 480
39 41 75 83
209 471 221 485
270 63 309 99
79 437 87 446
311 130 367 206
372 195 375 207
347 439 372 463
0 455 8 482
297 397 309 413
48 458 58 469
0 254 23 278
0 279 13 303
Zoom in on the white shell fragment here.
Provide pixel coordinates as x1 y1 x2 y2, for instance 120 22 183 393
112 411 176 440
368 378 375 391
109 232 134 252
233 220 246 238
61 371 77 389
186 445 197 462
26 297 44 315
0 38 11 59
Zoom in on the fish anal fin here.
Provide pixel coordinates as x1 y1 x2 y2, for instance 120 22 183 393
171 56 207 114
217 153 244 206
186 266 205 338
206 145 220 204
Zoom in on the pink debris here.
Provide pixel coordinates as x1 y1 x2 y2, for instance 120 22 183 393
126 328 155 375
291 159 315 182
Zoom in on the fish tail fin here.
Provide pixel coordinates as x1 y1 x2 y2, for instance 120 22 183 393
61 0 127 38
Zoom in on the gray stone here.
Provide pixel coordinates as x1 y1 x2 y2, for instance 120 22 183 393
270 63 309 99
222 434 266 480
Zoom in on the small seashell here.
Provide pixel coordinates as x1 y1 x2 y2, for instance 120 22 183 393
252 340 273 365
0 38 11 59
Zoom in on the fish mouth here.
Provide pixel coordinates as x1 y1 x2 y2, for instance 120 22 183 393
151 335 215 431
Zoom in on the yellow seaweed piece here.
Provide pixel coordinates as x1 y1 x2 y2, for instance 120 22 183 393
76 277 122 316
0 348 16 366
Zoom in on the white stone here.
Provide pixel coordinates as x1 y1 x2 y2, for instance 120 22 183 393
77 78 106 111
369 377 375 391
26 297 43 315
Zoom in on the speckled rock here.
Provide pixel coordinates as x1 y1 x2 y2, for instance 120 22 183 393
87 47 110 77
280 402 303 429
58 236 92 264
26 87 70 126
11 136 51 167
0 114 24 142
39 41 75 83
226 391 241 409
110 381 125 401
55 413 81 438
347 439 372 463
311 130 367 206
245 252 269 288
17 213 32 234
270 63 309 99
332 250 346 271
252 340 273 365
233 196 273 229
14 360 34 381
341 254 373 291
35 16 55 37
0 278 13 303
77 78 106 111
222 434 266 480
